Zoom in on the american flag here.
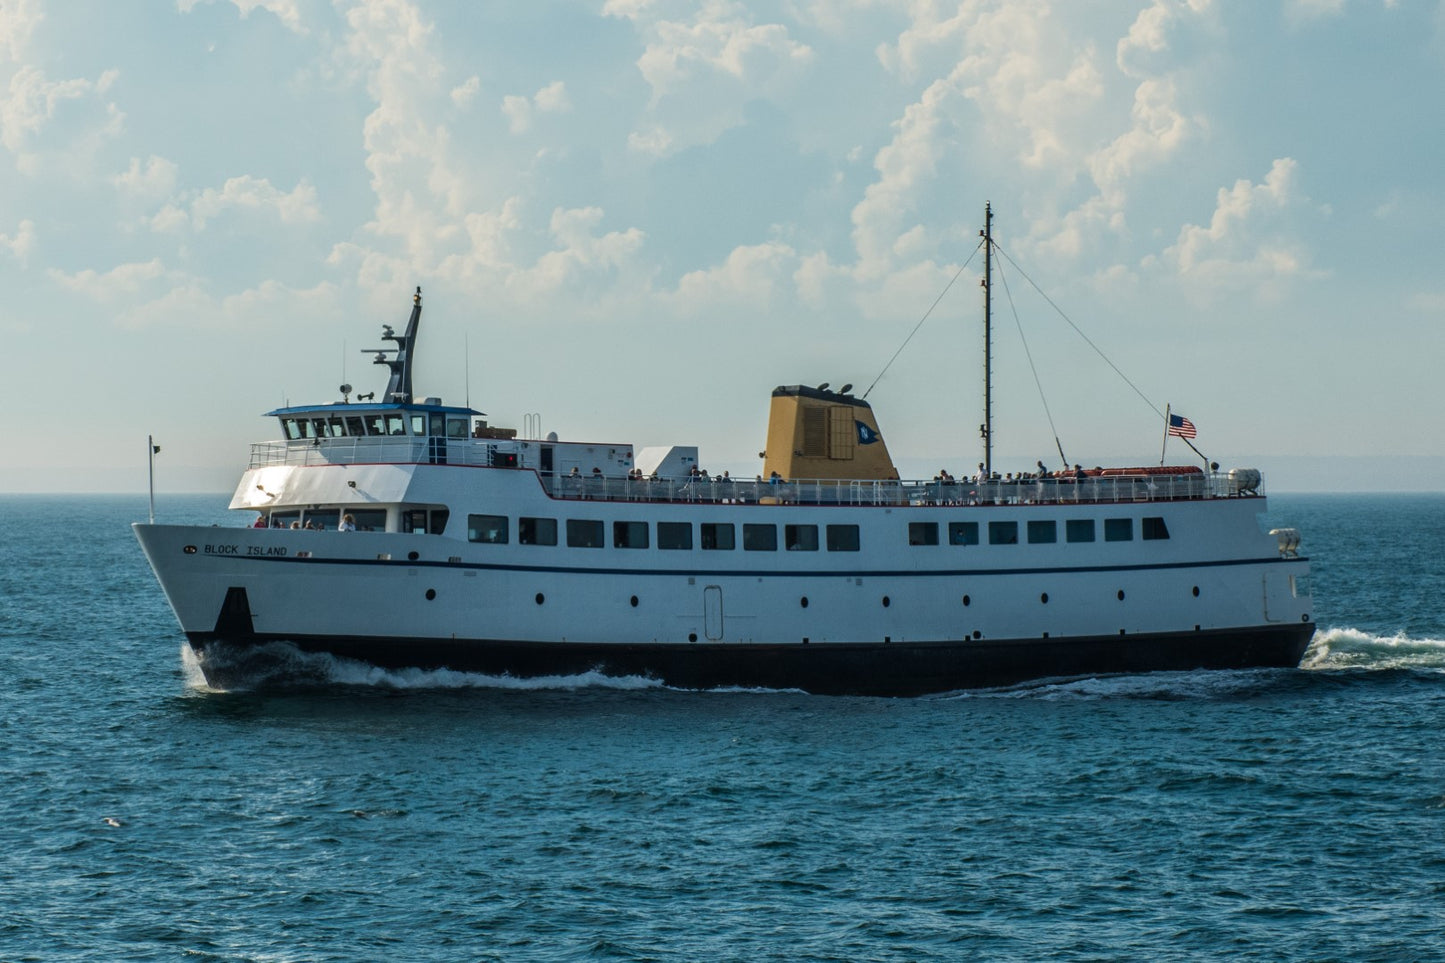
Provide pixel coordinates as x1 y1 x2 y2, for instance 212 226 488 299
1167 413 1197 439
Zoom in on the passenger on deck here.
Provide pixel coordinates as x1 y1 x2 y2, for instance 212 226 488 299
253 514 267 528
339 514 357 532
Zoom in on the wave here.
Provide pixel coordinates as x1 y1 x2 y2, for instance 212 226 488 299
182 641 665 693
947 667 1293 702
1301 626 1445 672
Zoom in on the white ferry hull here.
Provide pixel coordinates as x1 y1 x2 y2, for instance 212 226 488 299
135 511 1314 695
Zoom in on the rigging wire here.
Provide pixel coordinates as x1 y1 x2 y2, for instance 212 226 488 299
994 255 1069 469
861 239 984 401
990 242 1165 421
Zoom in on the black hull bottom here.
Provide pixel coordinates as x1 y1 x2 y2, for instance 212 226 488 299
185 623 1316 696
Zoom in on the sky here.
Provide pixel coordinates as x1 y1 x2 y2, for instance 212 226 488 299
2 0 1443 494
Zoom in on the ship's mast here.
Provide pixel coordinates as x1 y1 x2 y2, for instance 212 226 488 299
371 286 423 404
982 203 993 477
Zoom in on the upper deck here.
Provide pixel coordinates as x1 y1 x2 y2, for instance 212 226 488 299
247 434 1262 508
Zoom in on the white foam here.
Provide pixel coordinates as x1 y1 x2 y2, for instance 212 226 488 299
946 667 1287 702
1302 626 1445 672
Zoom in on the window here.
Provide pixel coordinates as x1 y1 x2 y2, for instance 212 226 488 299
988 521 1019 545
909 522 939 546
518 517 557 546
386 415 407 436
306 509 340 530
1066 519 1095 543
827 524 860 552
350 509 385 532
784 524 818 551
1142 516 1170 540
658 522 692 550
1027 520 1057 544
567 519 604 548
613 520 649 549
1105 518 1133 542
410 415 426 435
744 524 777 551
344 416 366 437
447 417 469 439
949 521 980 546
282 418 303 440
700 523 735 550
366 415 386 436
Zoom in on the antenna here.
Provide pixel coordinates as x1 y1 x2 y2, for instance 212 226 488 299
465 331 471 410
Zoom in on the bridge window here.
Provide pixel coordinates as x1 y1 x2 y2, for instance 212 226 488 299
701 523 735 551
909 522 939 546
344 416 365 436
1027 520 1057 544
518 517 557 545
743 524 777 552
1142 516 1170 540
1105 518 1133 542
613 521 649 549
949 521 979 545
410 415 426 435
827 524 860 551
658 522 692 550
386 415 406 436
566 519 604 548
785 524 818 551
1066 519 1095 543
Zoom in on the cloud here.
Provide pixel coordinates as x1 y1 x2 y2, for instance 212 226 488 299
176 0 307 34
501 80 571 134
1153 158 1325 294
0 217 35 262
149 174 321 232
612 1 814 155
0 65 122 167
0 0 43 62
112 278 340 329
450 75 480 107
112 155 179 199
48 257 168 301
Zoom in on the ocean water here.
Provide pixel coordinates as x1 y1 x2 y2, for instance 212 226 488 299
1 493 1442 962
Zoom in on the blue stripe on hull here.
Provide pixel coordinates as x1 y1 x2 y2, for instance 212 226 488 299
187 623 1315 696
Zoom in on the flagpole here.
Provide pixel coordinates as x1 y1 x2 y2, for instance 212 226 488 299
148 434 156 524
1160 404 1170 466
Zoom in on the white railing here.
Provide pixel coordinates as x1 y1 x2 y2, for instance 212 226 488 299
537 471 1251 507
248 438 1261 506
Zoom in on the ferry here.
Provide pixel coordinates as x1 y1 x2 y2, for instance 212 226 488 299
135 209 1314 695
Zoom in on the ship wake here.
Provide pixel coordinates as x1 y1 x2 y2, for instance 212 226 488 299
181 641 665 693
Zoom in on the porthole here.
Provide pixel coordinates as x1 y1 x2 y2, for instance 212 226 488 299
630 595 639 608
183 545 197 555
1192 586 1200 597
535 592 545 605
882 596 891 608
408 551 420 561
688 632 698 643
972 630 981 639
962 595 971 607
425 589 436 601
800 597 809 608
1040 593 1049 604
1117 590 1125 601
